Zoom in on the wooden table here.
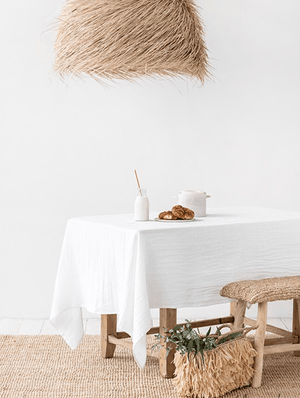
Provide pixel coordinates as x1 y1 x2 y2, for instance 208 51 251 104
50 207 300 375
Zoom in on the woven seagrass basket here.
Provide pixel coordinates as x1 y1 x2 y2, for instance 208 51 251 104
172 325 257 398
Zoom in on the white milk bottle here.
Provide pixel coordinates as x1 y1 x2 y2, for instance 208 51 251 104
134 189 149 221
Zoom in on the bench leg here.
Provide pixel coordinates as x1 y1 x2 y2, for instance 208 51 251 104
233 300 247 329
230 301 237 327
230 301 237 324
252 301 268 388
159 308 177 378
293 299 300 357
101 314 117 358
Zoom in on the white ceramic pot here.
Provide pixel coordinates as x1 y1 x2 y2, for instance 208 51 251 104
178 190 210 217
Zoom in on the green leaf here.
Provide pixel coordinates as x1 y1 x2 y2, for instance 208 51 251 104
185 320 191 328
206 327 211 337
217 331 242 345
182 329 189 337
150 342 161 353
165 347 171 358
195 338 200 356
199 346 205 365
172 324 183 332
187 339 194 359
228 331 242 339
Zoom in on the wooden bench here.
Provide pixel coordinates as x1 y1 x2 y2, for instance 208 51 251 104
220 276 300 387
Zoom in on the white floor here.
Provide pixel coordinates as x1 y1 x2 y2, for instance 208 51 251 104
0 317 293 335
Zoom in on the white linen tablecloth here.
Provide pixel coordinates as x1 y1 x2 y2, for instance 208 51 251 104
50 207 300 368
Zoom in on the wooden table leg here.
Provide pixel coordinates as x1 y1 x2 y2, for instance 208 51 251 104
159 308 177 378
101 314 117 358
293 299 300 357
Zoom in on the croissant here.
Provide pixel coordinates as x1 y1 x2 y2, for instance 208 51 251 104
159 211 168 220
163 211 178 220
183 208 194 219
172 205 185 219
158 206 194 220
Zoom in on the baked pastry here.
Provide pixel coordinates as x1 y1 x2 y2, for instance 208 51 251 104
159 211 168 220
163 211 178 220
183 208 194 220
172 205 185 219
158 206 194 220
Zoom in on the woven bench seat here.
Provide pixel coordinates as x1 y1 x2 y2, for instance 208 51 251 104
220 276 300 304
220 275 300 388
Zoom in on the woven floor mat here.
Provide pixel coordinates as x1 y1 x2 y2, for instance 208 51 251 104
0 334 300 398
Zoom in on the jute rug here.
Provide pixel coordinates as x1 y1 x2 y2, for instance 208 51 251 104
1 335 300 398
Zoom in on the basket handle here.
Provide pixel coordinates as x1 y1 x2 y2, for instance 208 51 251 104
216 323 234 332
213 324 258 344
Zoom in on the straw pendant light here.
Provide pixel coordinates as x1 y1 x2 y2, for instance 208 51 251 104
54 0 209 83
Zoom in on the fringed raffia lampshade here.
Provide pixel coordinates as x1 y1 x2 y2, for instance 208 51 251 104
54 0 209 82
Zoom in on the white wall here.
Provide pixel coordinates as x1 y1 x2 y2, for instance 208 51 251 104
0 0 300 319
